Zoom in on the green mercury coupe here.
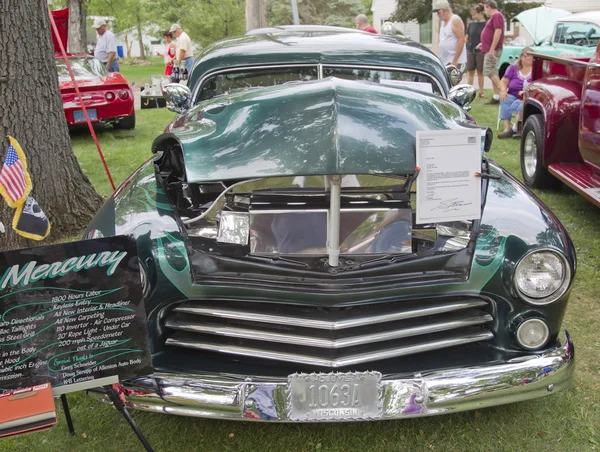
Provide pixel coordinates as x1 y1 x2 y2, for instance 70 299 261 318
86 27 575 422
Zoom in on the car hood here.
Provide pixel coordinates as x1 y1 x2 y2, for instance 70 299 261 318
512 6 571 44
51 8 69 53
168 78 476 183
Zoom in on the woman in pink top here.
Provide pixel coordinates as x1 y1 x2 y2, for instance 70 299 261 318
157 31 177 76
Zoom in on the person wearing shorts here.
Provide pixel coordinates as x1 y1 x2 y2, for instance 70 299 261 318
465 3 486 98
477 0 505 104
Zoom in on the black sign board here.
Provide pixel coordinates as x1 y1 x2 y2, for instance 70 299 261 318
0 236 152 393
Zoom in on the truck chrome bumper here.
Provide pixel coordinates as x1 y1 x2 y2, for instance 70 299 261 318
90 332 574 422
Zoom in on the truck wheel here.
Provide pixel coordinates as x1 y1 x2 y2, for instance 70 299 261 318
114 113 136 130
520 114 559 189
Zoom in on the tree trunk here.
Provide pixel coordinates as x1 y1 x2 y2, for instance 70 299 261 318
246 0 267 31
68 0 88 54
136 10 145 60
0 0 103 250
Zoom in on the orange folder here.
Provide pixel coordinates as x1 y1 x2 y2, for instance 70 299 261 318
0 383 56 437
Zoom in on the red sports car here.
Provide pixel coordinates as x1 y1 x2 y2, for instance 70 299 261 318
51 8 135 129
55 56 135 129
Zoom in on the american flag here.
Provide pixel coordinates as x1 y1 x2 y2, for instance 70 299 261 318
0 144 28 204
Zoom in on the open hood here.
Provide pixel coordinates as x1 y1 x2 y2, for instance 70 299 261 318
51 8 69 54
512 6 571 45
173 78 473 183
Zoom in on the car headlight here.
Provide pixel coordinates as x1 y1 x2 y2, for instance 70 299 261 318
514 249 571 305
516 318 550 350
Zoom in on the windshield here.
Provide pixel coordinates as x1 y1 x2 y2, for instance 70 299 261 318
198 66 319 101
197 65 442 102
55 57 108 82
322 67 441 95
553 22 600 47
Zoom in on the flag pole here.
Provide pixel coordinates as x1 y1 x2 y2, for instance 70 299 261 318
47 7 116 191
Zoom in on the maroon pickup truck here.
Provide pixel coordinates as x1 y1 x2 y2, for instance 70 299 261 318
521 46 600 207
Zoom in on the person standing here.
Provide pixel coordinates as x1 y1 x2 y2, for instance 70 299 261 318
157 31 177 76
92 18 119 73
355 14 377 34
477 0 505 104
169 24 194 75
497 48 533 138
465 4 487 98
433 0 467 71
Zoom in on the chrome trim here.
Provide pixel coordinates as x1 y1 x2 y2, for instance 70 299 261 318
90 332 574 421
165 312 492 348
513 248 572 305
523 128 537 179
173 299 488 330
165 330 494 367
192 63 445 104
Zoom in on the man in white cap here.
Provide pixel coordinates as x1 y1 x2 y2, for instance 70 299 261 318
433 0 466 71
92 18 119 73
169 24 194 75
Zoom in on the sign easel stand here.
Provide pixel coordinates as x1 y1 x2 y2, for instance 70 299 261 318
103 386 154 452
58 389 153 452
60 394 75 435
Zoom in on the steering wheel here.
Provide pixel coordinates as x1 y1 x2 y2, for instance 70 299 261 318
563 31 591 46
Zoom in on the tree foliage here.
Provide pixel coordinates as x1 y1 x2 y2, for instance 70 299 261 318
391 0 541 25
148 0 246 47
268 0 366 29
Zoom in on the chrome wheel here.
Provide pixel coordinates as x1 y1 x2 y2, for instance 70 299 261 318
523 130 537 179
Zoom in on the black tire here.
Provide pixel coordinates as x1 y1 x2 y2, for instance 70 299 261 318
114 113 136 130
520 114 559 189
498 63 509 80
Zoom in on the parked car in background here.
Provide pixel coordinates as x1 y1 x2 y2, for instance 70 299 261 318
521 48 600 207
51 8 135 129
55 56 135 129
87 27 575 422
498 9 599 78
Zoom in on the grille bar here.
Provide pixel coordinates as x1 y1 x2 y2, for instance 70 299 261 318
173 298 488 330
165 311 493 348
165 330 495 368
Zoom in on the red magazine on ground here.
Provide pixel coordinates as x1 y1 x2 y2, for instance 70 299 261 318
0 383 56 437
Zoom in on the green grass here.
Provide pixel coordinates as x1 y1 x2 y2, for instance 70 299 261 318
4 90 600 451
120 57 167 88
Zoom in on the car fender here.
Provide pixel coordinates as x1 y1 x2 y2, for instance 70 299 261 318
524 77 585 166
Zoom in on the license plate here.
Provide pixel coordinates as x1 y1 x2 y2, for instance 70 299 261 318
73 109 97 123
288 371 382 421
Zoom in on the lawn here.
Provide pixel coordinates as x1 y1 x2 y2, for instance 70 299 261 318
4 66 600 451
120 56 167 88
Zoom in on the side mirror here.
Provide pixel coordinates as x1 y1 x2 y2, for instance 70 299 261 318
448 84 476 111
162 83 191 114
446 64 463 86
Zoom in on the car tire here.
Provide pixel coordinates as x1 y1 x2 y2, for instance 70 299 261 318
114 113 136 130
520 114 559 189
499 63 509 79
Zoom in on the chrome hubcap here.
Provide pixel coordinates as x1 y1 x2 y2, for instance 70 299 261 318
523 130 537 178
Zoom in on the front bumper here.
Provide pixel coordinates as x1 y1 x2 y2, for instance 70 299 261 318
91 331 574 422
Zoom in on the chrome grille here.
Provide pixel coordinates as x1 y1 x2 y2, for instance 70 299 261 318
163 297 494 368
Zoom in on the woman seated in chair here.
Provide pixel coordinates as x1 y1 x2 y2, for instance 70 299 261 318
498 48 533 139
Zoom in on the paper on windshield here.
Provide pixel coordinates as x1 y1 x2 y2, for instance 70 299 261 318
416 130 481 224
